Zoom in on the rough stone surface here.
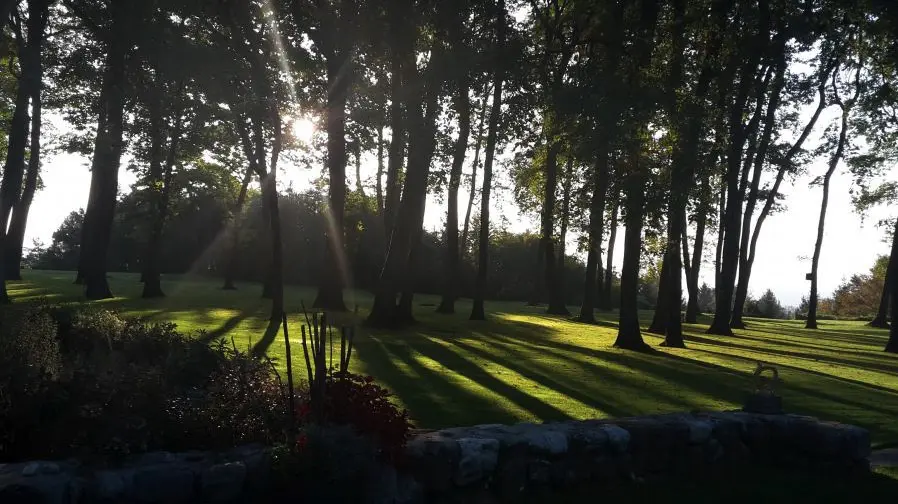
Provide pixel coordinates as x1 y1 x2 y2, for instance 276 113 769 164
202 462 247 503
455 438 500 486
131 464 195 503
0 412 872 504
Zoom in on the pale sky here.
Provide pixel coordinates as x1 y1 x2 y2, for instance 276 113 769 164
25 107 895 308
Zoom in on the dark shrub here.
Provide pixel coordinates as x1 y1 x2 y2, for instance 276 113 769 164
300 372 413 463
271 425 380 503
0 305 287 462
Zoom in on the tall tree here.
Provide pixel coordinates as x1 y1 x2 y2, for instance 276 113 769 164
708 0 771 335
460 83 489 259
222 166 254 290
437 0 473 314
3 0 49 285
76 0 135 299
470 0 506 321
577 0 624 323
301 0 357 311
870 221 897 328
613 0 660 351
368 0 445 327
601 190 618 310
806 59 861 329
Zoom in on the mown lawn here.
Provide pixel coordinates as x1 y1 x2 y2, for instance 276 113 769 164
9 270 898 447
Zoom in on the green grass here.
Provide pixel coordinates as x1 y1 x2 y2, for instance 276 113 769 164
9 270 898 448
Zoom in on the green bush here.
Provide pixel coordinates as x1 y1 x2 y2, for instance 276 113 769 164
0 305 288 462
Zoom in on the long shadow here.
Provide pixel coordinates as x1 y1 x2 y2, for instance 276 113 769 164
198 312 251 343
692 346 898 415
354 335 525 428
686 333 898 374
443 337 635 418
251 320 282 357
745 324 889 350
750 322 889 348
404 330 574 423
482 330 711 411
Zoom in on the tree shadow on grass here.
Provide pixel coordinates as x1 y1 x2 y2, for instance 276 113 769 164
252 320 282 358
442 336 634 418
406 331 574 422
198 312 252 344
685 333 898 375
353 334 527 428
750 322 889 348
483 325 898 441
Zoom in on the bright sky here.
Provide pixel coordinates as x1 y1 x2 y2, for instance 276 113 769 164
26 105 894 308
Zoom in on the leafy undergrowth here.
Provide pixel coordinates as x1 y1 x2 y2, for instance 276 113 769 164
10 270 898 447
0 302 411 467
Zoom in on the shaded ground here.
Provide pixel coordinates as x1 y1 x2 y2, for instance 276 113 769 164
10 270 898 447
559 467 898 503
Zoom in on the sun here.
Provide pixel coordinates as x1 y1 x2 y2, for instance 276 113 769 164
290 116 316 144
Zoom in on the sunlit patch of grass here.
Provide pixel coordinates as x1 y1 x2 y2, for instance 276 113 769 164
10 269 898 446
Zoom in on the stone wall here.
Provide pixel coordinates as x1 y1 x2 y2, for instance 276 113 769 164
0 412 872 503
405 412 871 502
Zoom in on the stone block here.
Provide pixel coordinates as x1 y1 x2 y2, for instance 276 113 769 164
566 422 609 454
527 459 551 485
599 425 630 454
405 437 460 492
495 455 528 502
131 465 195 503
454 438 499 486
201 462 246 503
94 469 133 501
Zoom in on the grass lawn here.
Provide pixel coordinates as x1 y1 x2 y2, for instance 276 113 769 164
9 270 898 448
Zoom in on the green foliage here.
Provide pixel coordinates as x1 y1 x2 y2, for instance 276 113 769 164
0 305 288 462
744 289 787 320
829 255 888 318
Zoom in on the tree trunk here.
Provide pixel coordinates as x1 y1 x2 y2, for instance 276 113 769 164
142 100 183 299
471 0 505 321
601 194 619 310
578 148 610 323
437 77 471 314
871 220 897 328
367 41 441 328
614 153 650 351
684 176 707 323
542 140 568 315
314 54 350 311
647 252 670 335
806 101 850 329
738 68 831 326
376 117 385 215
222 166 254 290
460 83 489 260
262 175 284 326
82 2 130 300
0 25 34 301
731 51 786 329
555 157 572 304
885 270 898 354
4 3 45 282
708 96 755 333
383 55 405 240
707 14 768 334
